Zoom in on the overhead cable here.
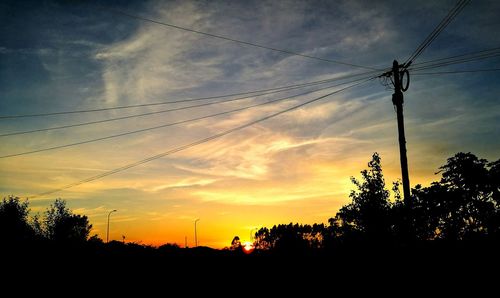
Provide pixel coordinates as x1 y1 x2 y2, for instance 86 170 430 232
29 77 374 198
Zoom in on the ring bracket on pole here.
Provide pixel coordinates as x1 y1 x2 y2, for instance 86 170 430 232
400 69 410 92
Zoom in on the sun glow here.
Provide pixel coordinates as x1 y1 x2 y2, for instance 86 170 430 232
243 241 255 254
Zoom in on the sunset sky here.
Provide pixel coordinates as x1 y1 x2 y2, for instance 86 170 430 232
1 0 499 248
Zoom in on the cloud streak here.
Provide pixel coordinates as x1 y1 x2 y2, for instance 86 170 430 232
1 0 499 247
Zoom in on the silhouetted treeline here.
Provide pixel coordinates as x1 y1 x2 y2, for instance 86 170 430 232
254 152 500 251
0 197 95 244
1 152 499 258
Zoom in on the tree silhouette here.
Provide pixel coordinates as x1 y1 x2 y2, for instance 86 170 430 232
304 223 325 249
2 151 498 259
0 196 35 242
408 153 500 240
273 223 309 252
487 159 500 239
333 153 392 242
490 159 500 205
250 152 500 252
43 199 92 243
231 236 241 250
253 223 322 252
254 227 272 250
324 216 345 248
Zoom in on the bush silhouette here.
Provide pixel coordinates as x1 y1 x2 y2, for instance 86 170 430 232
43 199 92 243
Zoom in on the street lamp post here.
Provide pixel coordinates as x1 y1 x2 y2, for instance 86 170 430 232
106 209 117 243
194 218 200 247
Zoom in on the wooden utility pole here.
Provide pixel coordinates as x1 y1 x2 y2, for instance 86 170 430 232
392 60 411 205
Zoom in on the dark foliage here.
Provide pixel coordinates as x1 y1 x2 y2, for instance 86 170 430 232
254 152 500 249
0 196 35 242
43 199 92 242
1 152 499 260
0 197 93 245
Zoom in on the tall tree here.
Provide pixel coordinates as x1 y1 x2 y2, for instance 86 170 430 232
334 153 392 241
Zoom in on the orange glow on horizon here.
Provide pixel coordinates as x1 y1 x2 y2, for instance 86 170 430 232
243 241 255 254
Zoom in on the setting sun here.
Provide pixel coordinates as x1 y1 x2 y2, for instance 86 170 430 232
243 241 255 254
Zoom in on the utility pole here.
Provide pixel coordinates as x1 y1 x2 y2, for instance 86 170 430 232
391 60 411 206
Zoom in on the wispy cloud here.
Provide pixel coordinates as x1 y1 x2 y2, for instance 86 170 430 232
149 178 218 192
1 0 499 247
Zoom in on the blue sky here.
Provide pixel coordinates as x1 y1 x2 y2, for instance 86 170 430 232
1 0 499 247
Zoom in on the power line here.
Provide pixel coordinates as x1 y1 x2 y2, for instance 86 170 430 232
102 7 379 71
0 85 315 137
409 52 500 71
0 70 381 119
0 70 380 137
1 76 374 159
29 77 373 198
410 46 500 68
384 0 471 205
412 68 500 75
404 0 470 66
